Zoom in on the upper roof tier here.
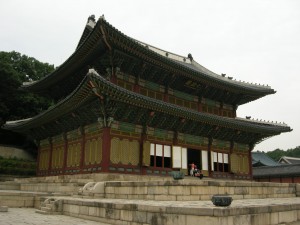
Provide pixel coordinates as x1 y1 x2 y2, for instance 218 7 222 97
22 15 275 106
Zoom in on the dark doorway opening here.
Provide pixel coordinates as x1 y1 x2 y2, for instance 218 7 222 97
187 149 201 171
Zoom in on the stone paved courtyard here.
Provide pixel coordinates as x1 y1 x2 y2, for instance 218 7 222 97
0 208 111 225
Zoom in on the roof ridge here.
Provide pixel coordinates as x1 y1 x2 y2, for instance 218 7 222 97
98 16 274 93
235 117 289 128
281 156 300 160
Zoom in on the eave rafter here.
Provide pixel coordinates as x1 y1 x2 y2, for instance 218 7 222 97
133 108 146 124
157 71 168 84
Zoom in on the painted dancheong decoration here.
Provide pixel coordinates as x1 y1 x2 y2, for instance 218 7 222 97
3 15 291 179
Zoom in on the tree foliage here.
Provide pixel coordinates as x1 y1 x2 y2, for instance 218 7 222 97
0 51 54 82
0 51 55 148
0 156 36 176
0 51 54 124
266 146 300 161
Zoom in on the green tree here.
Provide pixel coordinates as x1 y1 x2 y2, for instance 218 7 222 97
0 62 21 123
266 146 300 161
0 51 54 123
0 51 54 82
0 51 55 149
266 148 285 161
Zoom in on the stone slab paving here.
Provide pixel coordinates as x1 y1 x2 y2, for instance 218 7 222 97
0 208 111 225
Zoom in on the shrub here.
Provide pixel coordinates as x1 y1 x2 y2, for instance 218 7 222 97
0 157 36 176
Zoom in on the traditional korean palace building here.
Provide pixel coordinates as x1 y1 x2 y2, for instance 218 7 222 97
3 15 291 179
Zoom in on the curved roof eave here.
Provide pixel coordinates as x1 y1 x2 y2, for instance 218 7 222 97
5 69 289 139
75 15 97 50
5 73 96 132
88 70 290 135
21 17 104 93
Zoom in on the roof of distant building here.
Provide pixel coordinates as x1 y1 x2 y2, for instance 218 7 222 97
253 163 300 178
252 151 281 167
279 156 300 164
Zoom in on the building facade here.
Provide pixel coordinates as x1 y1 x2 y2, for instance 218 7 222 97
3 15 291 179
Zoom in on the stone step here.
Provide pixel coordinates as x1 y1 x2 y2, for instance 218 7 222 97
45 203 53 208
0 206 8 212
51 192 71 196
35 209 62 215
40 206 52 212
60 196 300 225
35 209 51 215
101 179 296 201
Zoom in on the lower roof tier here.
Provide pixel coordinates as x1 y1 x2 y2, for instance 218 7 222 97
3 69 291 144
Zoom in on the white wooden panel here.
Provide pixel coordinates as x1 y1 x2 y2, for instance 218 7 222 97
201 150 208 170
156 144 163 156
164 145 171 157
213 152 218 162
211 151 215 171
150 143 155 155
181 148 187 169
224 154 229 163
172 146 181 168
218 153 223 163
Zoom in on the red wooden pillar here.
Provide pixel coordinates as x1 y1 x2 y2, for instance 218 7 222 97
164 91 169 103
48 137 53 176
220 102 224 116
198 97 203 112
62 133 68 174
140 132 147 175
229 141 234 176
173 131 180 172
207 138 212 177
134 82 140 93
248 145 254 180
110 76 117 85
101 127 111 172
233 104 237 118
79 127 85 172
36 140 41 176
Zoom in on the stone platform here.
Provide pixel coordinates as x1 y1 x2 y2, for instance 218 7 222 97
1 174 300 225
60 197 300 225
101 179 295 201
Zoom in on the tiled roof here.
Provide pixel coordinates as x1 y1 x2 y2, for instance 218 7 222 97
136 40 273 93
3 70 291 141
22 16 275 105
252 152 281 167
253 164 300 178
279 156 300 164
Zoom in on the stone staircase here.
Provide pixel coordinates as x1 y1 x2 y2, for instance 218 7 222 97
74 178 297 201
2 174 300 225
36 198 63 215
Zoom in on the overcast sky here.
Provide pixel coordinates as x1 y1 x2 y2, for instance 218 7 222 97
1 0 299 152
